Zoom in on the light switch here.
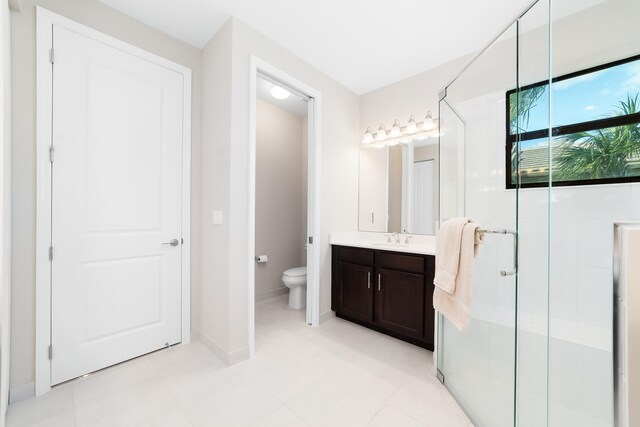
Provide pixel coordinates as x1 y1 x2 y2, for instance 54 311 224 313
212 210 223 225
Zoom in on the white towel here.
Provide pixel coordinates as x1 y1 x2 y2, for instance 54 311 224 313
433 221 483 333
433 218 472 294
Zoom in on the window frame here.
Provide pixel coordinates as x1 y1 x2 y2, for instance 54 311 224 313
505 52 640 189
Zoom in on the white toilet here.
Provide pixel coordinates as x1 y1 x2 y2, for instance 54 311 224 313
282 267 307 309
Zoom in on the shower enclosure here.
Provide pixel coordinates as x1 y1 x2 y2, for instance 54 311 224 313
437 0 640 426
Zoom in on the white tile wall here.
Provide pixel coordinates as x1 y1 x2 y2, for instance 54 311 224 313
443 90 635 427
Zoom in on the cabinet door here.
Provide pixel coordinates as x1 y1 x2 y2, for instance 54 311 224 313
376 268 425 338
337 262 374 322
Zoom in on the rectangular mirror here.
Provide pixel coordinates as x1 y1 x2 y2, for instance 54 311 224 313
358 139 439 235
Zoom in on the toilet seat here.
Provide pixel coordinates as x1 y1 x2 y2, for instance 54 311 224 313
283 267 307 278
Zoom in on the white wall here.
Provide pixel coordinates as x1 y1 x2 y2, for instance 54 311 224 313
255 99 305 299
199 17 360 360
359 56 470 140
9 0 202 397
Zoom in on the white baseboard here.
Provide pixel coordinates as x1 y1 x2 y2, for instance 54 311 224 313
227 346 250 365
320 310 336 324
9 382 34 404
192 330 249 365
255 287 288 302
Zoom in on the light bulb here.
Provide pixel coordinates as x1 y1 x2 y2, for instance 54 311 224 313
270 85 290 100
376 123 387 141
423 111 435 130
362 127 374 144
406 115 417 134
390 119 401 138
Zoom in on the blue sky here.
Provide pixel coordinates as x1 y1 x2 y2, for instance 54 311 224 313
515 58 640 150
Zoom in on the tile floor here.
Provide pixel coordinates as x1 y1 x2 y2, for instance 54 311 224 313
7 295 473 426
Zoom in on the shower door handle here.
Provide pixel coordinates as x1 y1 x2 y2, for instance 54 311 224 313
478 228 517 276
499 230 517 277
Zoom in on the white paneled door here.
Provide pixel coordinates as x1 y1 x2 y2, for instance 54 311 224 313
50 26 184 385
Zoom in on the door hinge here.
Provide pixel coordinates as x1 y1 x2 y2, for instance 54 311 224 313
48 345 53 360
49 246 53 261
49 48 54 64
49 146 55 163
308 236 313 244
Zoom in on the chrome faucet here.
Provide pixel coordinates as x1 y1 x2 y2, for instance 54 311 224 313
392 232 399 244
402 231 412 244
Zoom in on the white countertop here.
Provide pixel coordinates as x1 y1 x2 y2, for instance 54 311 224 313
330 231 436 256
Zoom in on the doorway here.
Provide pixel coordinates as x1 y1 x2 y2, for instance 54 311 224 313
35 8 192 394
248 58 321 356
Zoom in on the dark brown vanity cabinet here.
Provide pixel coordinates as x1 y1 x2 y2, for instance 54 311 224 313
331 245 435 350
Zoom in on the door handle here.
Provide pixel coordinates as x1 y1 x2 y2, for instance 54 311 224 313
162 239 179 247
378 273 382 291
478 228 517 276
367 272 371 289
500 231 517 277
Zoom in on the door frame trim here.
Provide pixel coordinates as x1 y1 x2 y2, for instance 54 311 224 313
35 7 192 396
248 56 322 357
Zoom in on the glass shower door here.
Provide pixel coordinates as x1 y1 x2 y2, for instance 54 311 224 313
436 2 552 425
437 20 520 427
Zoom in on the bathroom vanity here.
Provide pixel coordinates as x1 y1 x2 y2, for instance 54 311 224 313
331 243 435 351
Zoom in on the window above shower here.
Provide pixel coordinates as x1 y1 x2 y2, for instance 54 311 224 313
506 53 640 188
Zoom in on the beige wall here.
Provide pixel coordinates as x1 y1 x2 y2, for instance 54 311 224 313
199 17 360 358
9 0 202 393
255 99 306 299
1 0 11 419
301 118 308 263
197 19 232 360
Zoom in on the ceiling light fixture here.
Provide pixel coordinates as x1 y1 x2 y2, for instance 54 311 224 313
270 85 290 100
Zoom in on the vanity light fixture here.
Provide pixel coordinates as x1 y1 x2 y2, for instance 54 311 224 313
406 115 417 134
362 127 374 144
361 111 440 148
376 123 388 141
270 85 290 100
390 119 402 138
423 111 435 130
